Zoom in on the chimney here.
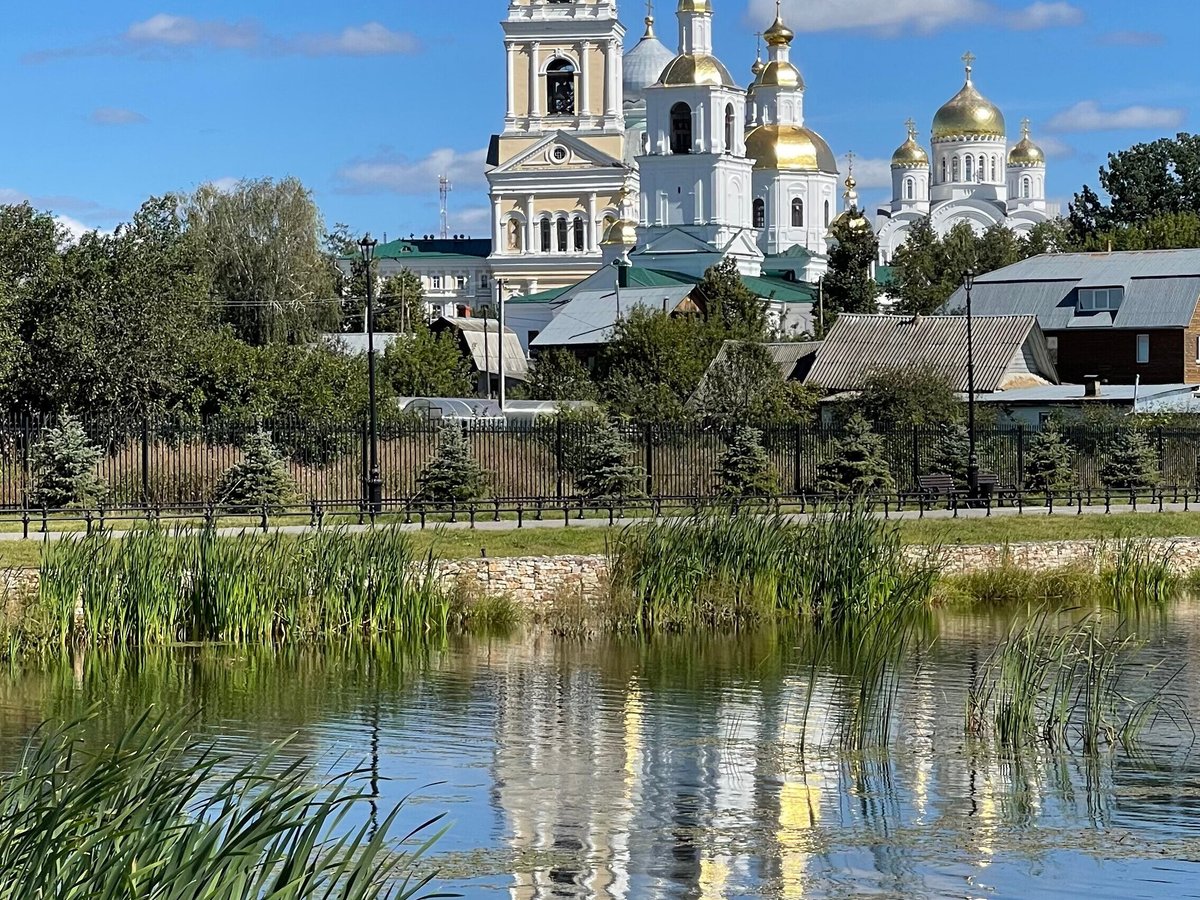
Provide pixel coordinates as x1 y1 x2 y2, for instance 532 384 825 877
616 259 630 288
1083 375 1101 397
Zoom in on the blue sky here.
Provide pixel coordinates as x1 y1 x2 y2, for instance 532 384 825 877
1 0 1195 241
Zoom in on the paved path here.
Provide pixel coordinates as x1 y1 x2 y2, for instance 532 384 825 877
0 500 1194 542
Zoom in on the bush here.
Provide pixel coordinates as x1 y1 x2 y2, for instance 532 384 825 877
28 415 106 508
416 425 486 503
715 425 775 498
574 422 644 501
212 427 299 512
929 423 970 488
1099 426 1159 492
815 414 894 495
1024 424 1076 494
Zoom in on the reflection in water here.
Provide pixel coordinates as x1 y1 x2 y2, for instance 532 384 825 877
0 607 1199 899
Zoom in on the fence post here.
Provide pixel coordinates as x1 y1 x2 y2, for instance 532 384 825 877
1017 423 1025 490
360 418 370 510
793 423 803 496
21 415 32 511
1157 426 1166 481
643 424 654 498
555 417 565 500
141 418 151 508
911 428 920 487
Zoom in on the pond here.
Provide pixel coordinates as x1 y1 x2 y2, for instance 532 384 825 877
2 604 1199 899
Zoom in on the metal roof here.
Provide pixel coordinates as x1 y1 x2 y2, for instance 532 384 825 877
319 333 404 355
707 340 823 382
946 250 1200 330
805 314 1055 392
433 317 528 379
974 383 1197 403
530 286 697 348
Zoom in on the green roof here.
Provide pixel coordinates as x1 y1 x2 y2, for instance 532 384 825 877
341 237 491 264
741 275 816 304
508 286 568 304
876 265 897 287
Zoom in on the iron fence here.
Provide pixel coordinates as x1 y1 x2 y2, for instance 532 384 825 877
6 417 1200 511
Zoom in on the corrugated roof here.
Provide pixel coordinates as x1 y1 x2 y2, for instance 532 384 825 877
433 317 528 379
707 340 823 381
946 251 1200 330
530 286 696 348
806 314 1053 393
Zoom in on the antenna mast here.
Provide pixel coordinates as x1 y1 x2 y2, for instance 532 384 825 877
438 175 452 239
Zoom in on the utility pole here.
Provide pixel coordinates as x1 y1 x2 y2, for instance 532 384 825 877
963 268 979 499
498 279 506 411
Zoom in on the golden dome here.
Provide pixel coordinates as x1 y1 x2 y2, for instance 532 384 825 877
891 119 929 168
932 56 1005 139
764 15 795 47
750 56 765 78
755 59 803 89
677 0 712 11
1008 118 1045 166
745 124 838 174
658 53 737 87
601 218 638 246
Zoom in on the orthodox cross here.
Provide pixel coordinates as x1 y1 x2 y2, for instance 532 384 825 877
845 150 855 176
962 51 976 77
905 117 917 140
1021 117 1032 138
646 0 653 18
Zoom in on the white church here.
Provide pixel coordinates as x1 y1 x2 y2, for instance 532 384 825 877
480 0 1054 303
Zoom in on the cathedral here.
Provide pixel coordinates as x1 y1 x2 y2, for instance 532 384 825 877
874 53 1056 264
483 0 1052 297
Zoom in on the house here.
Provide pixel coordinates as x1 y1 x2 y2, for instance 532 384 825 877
338 237 492 322
974 381 1200 428
692 339 823 395
946 249 1200 385
429 316 528 397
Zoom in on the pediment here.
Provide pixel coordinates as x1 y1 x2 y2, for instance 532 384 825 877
637 228 716 255
718 229 766 261
491 131 625 175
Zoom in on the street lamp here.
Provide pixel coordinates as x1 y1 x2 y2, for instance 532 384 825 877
359 235 382 515
963 268 979 499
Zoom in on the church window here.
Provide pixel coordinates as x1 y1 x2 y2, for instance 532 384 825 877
506 219 523 252
556 217 569 252
904 178 914 201
724 105 736 154
964 155 973 181
977 155 985 182
824 200 831 226
753 199 766 229
546 58 576 116
1021 177 1032 199
941 158 947 183
791 198 804 227
540 219 551 253
670 103 693 154
573 217 585 251
990 156 998 180
951 157 960 181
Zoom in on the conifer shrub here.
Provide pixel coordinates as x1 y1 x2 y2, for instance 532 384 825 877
415 424 486 503
1024 423 1077 494
213 427 299 513
815 414 895 495
28 415 107 509
929 423 970 488
715 425 776 498
574 422 644 501
1098 426 1159 492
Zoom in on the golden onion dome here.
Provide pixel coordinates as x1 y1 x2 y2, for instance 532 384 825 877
1008 119 1045 166
601 218 638 246
658 53 737 87
750 55 765 78
755 59 803 89
891 120 929 168
745 124 838 174
932 57 1005 140
677 0 712 12
763 15 795 47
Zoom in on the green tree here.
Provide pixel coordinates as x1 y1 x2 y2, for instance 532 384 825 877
890 217 945 315
1098 427 1160 492
212 427 299 513
187 178 338 345
690 341 819 430
825 217 879 316
696 259 767 340
521 349 599 401
715 425 776 498
853 364 963 430
573 422 643 500
28 415 106 508
816 414 894 495
416 425 486 502
1024 424 1076 494
599 309 716 422
975 223 1024 273
929 423 970 487
376 270 425 333
381 329 473 398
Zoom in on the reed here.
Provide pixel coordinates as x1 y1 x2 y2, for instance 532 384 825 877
0 710 447 899
1102 537 1179 607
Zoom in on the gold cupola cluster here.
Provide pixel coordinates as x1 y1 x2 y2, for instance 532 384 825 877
891 118 929 168
1008 118 1046 166
932 53 1005 139
658 0 736 86
754 3 803 89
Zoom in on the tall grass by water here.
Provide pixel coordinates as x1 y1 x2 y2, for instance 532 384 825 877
0 710 447 900
606 506 939 633
10 528 451 652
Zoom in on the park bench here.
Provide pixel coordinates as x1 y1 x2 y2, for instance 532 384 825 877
916 472 1001 506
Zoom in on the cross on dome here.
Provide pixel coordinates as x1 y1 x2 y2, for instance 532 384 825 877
962 51 976 79
1021 117 1032 138
905 117 917 139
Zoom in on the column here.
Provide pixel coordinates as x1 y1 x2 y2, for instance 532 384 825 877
525 196 536 254
493 199 504 252
580 42 592 117
505 43 516 120
587 193 599 251
604 40 618 117
529 42 541 119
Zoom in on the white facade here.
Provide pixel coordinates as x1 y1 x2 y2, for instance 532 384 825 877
875 56 1056 264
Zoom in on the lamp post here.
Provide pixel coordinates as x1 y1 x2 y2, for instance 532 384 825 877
963 268 979 499
359 235 382 515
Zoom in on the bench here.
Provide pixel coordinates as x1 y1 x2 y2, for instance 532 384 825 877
916 472 1001 506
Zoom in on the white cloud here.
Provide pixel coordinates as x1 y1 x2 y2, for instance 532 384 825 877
27 14 418 62
336 148 489 195
454 206 492 235
54 215 98 243
1035 135 1074 158
756 0 1083 34
1097 30 1164 46
849 158 893 189
90 107 148 126
1047 100 1186 132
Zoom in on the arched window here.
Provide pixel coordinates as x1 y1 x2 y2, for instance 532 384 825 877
724 104 736 154
556 217 569 252
506 218 523 252
824 200 831 226
670 102 693 154
753 199 766 229
990 156 998 181
951 157 960 181
546 58 576 115
641 131 649 154
978 155 986 182
791 198 804 227
540 219 551 253
904 178 914 201
941 158 948 183
964 155 973 182
573 217 585 251
1021 177 1032 200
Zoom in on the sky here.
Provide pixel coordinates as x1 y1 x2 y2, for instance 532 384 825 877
0 0 1196 242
